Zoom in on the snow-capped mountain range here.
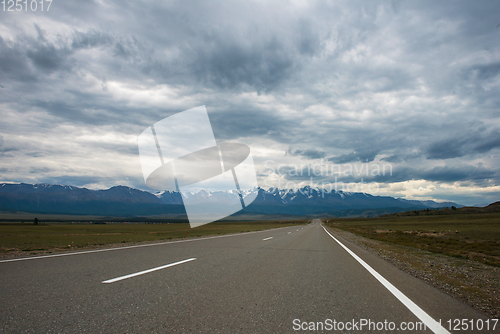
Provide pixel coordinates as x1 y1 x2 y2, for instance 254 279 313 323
0 183 461 217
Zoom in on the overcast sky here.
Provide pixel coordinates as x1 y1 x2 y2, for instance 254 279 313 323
0 0 499 205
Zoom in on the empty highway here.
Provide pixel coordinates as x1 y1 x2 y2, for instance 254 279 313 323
0 220 493 333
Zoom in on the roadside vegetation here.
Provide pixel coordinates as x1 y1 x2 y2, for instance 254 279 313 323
0 220 309 255
323 207 500 318
324 212 500 267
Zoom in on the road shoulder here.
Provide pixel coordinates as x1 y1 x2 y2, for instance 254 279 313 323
323 224 499 319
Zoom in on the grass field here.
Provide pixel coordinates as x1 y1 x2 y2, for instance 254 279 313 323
0 220 309 254
324 213 500 267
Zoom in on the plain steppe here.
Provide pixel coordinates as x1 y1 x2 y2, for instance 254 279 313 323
1 205 499 322
0 220 492 333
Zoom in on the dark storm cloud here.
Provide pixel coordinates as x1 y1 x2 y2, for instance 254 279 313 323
29 166 51 174
286 148 327 160
209 106 296 141
467 62 500 81
426 138 466 160
71 30 114 50
191 36 295 91
26 24 70 72
32 98 150 128
0 36 36 82
0 24 135 92
0 0 499 205
328 150 379 164
0 26 87 83
473 131 500 153
370 165 497 185
297 19 321 56
382 151 422 163
426 130 500 160
281 163 498 187
27 43 67 72
417 165 496 183
81 0 322 91
0 135 17 154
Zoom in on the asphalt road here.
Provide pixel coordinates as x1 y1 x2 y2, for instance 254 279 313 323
0 220 494 333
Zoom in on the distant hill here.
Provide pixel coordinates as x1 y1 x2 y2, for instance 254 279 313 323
486 201 500 209
381 201 500 217
0 183 463 218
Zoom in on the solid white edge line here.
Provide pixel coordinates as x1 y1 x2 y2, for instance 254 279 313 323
0 225 299 263
321 225 449 334
102 258 196 284
262 237 273 241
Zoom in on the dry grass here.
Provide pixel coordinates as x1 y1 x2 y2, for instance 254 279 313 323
324 213 500 267
324 218 500 318
0 220 309 256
